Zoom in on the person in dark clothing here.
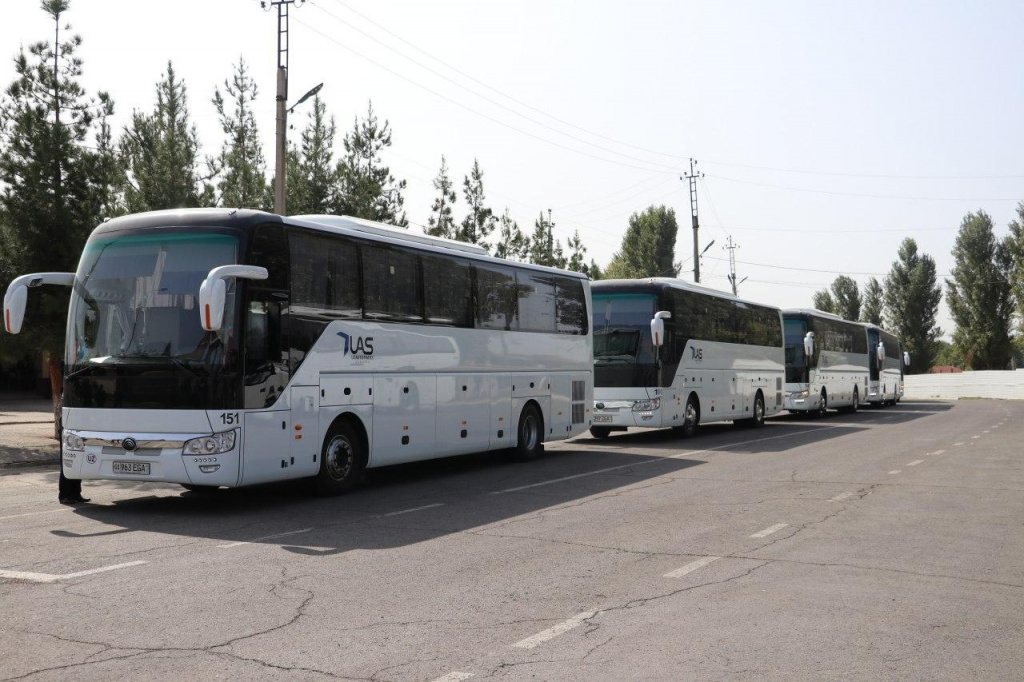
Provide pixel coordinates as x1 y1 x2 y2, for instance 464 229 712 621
58 467 89 505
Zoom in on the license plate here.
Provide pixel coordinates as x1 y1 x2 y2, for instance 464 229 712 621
113 461 150 475
593 415 613 423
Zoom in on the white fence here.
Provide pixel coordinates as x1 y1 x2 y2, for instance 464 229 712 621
905 370 1024 400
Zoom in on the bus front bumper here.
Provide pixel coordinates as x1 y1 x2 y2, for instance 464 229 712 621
591 399 664 429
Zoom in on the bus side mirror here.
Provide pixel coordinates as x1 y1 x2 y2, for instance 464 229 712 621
650 310 671 347
903 351 911 367
803 332 814 357
877 342 886 367
3 272 75 334
199 265 269 332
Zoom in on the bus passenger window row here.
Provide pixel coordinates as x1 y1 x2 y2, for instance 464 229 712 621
672 290 782 348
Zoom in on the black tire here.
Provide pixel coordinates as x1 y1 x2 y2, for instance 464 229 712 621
180 484 221 494
315 421 365 495
589 426 611 440
849 388 860 413
748 391 766 428
512 403 545 461
677 394 700 438
814 390 828 418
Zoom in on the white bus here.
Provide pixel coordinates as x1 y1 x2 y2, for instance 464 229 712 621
863 324 908 406
589 279 785 438
3 209 594 494
783 309 870 415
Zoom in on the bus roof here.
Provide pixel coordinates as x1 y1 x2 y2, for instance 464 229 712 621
592 277 781 311
91 208 588 281
783 308 847 322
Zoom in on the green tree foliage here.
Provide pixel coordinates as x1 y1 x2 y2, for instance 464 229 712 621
811 276 861 320
933 340 963 368
566 229 601 279
884 238 942 373
120 62 210 212
492 208 529 261
337 101 407 226
457 159 497 247
288 95 337 215
604 205 678 279
528 211 565 268
425 155 456 239
861 276 885 327
811 290 836 314
1005 202 1024 335
211 58 267 209
946 211 1014 370
0 0 117 424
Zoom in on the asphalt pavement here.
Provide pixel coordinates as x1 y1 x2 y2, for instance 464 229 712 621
0 399 1021 681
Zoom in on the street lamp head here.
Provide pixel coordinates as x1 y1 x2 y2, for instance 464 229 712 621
287 82 324 114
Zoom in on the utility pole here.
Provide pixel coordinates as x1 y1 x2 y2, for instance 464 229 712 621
725 235 741 295
547 208 555 263
682 159 703 283
263 0 303 216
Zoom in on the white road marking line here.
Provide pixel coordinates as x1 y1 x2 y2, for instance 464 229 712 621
495 426 837 494
664 556 720 578
971 435 980 439
217 528 313 549
830 491 855 502
0 508 71 522
983 430 990 433
750 523 788 539
431 673 474 682
512 611 597 649
906 459 924 467
888 470 902 475
928 450 946 456
0 560 146 584
381 503 445 517
953 442 965 446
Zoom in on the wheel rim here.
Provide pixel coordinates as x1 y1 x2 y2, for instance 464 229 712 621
325 435 354 481
523 414 539 450
853 393 858 410
685 402 697 429
755 398 764 422
819 395 826 414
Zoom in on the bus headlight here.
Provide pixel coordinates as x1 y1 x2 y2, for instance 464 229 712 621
790 390 809 398
63 431 84 451
184 429 237 455
632 398 661 412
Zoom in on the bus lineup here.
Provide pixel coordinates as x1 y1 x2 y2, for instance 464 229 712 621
3 208 909 494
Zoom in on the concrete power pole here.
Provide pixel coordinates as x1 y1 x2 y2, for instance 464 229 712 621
264 0 303 216
725 235 741 295
682 159 703 283
547 208 555 263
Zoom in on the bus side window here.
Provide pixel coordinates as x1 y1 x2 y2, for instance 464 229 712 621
245 225 290 409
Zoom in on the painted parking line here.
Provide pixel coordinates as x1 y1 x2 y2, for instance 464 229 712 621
381 503 445 517
953 442 965 446
495 426 838 494
0 507 71 522
971 435 980 440
888 470 902 475
664 556 720 578
217 528 313 549
431 673 473 682
750 523 788 539
906 460 924 467
928 450 946 456
0 560 146 584
830 491 855 502
512 611 597 649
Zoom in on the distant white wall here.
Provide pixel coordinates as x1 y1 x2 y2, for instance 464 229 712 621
905 370 1024 400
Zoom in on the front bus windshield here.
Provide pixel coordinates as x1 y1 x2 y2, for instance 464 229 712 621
64 230 241 409
592 293 658 388
784 318 809 383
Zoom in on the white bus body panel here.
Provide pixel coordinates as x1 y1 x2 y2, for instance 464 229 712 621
784 352 870 411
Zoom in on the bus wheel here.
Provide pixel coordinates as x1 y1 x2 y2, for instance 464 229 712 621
815 390 828 418
748 391 766 428
677 395 700 438
316 421 364 495
590 426 611 439
850 389 859 413
513 404 545 461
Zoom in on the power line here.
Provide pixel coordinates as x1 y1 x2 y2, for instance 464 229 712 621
705 173 1022 202
701 159 1024 181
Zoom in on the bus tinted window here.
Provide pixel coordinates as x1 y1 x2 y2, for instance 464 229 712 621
517 272 556 332
422 253 473 327
474 264 518 330
555 277 587 335
362 244 423 322
288 232 361 317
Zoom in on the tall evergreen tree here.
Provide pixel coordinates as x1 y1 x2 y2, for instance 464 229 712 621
811 290 836 314
0 0 117 427
604 205 678 279
812 276 860 319
457 158 496 247
492 208 529 261
336 100 407 226
528 211 565 268
288 95 337 215
211 58 267 209
946 211 1014 370
861 276 885 327
1005 202 1024 336
566 229 601 279
120 62 209 212
883 238 942 373
425 155 456 239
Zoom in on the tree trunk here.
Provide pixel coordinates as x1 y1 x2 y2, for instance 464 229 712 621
48 353 62 441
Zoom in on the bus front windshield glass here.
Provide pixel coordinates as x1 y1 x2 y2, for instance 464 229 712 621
66 231 239 371
592 293 658 387
784 318 809 383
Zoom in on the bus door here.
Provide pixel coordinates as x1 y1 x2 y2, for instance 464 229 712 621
867 329 880 383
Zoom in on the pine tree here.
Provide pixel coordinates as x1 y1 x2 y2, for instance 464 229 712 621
492 208 529 261
457 158 497 247
120 62 209 212
811 290 836 314
528 211 565 268
211 58 267 209
883 238 942 374
946 211 1014 370
336 100 407 226
565 229 601 279
425 155 457 239
861 276 885 327
604 205 678 279
288 95 337 215
0 0 118 429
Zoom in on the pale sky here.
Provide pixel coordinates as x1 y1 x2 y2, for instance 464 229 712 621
3 0 1023 337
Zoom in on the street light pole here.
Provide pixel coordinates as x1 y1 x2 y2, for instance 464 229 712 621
263 0 303 216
